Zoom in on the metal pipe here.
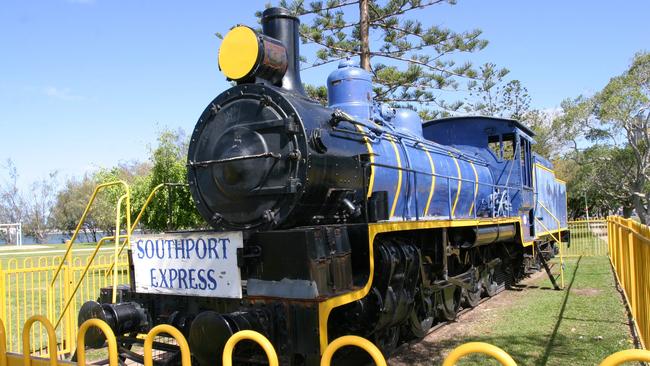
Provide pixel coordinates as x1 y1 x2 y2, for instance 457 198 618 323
261 7 306 95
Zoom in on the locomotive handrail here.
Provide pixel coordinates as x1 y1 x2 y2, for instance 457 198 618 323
50 180 131 287
441 342 517 366
188 152 282 168
110 193 128 304
222 330 278 366
369 160 517 218
535 200 565 289
53 236 115 329
320 336 386 366
103 182 189 278
49 181 130 353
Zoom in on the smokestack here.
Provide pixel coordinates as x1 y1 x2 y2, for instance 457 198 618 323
261 7 306 95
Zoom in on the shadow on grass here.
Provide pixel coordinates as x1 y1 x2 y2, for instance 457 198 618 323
392 333 580 366
389 256 627 366
539 256 582 365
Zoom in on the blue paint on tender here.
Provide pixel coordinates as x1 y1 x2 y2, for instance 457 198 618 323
325 60 567 240
534 157 568 233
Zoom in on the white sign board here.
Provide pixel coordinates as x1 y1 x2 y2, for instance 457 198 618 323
131 231 243 298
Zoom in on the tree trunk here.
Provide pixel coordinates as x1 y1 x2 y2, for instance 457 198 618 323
623 206 633 218
359 0 371 71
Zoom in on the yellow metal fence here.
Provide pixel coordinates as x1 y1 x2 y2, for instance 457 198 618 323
565 219 609 257
3 316 650 366
608 216 650 349
0 253 128 356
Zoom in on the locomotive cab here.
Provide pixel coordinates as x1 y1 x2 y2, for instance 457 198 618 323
423 117 537 238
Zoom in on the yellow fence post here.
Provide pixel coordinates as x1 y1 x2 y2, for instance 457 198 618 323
320 336 387 366
222 330 278 366
76 319 118 366
598 349 650 366
22 316 58 366
0 263 5 334
442 342 517 366
144 325 191 366
0 318 8 366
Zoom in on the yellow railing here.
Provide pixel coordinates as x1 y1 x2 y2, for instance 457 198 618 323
45 180 131 355
2 315 649 366
0 253 128 356
50 181 130 290
103 183 184 277
41 182 184 355
442 342 516 366
565 219 608 256
320 335 386 366
0 181 192 358
608 216 650 349
222 330 278 366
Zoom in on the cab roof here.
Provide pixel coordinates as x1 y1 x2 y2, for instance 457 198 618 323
423 116 536 138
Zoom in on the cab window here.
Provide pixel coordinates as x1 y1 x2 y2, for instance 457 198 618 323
488 134 516 160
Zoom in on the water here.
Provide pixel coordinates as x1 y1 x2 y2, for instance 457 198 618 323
0 231 100 245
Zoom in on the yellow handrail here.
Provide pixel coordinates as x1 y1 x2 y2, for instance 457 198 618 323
535 200 565 289
104 183 168 278
320 336 386 366
49 181 131 344
53 236 115 328
22 316 58 366
442 342 517 366
144 325 191 366
50 180 130 287
598 349 650 366
110 194 128 304
222 330 278 366
76 319 118 366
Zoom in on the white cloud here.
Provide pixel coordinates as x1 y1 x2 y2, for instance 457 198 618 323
43 86 83 101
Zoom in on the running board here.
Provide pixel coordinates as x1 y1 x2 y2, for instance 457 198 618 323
534 242 561 290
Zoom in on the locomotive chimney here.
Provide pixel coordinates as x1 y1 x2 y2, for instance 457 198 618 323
262 7 306 95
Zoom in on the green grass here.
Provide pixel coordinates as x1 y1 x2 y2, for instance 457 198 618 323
0 242 116 268
562 223 609 257
444 257 634 365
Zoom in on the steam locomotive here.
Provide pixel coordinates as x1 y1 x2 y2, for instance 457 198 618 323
78 7 569 365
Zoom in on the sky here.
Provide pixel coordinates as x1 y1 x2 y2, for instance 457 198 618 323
0 0 648 190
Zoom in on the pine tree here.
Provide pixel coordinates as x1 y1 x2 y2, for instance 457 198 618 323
272 0 507 118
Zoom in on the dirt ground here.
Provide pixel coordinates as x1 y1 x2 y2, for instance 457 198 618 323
389 270 547 365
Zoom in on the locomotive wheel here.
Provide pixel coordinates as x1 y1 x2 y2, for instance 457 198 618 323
463 282 482 308
482 268 499 297
408 294 434 338
439 286 461 321
374 326 400 355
